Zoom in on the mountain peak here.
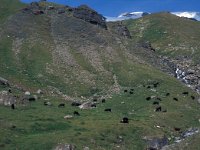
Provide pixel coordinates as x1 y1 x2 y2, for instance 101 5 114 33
172 12 200 21
106 11 200 22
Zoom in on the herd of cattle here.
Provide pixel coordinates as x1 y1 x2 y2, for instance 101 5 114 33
53 82 195 124
8 81 196 124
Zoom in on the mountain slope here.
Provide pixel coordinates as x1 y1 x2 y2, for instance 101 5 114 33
0 1 200 150
123 12 200 93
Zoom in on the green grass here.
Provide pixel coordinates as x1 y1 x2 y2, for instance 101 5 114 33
0 78 200 149
0 0 25 23
69 49 96 73
124 13 200 64
0 2 200 149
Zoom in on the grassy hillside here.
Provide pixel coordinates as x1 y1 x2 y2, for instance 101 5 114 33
1 79 199 149
124 12 200 64
0 0 25 23
0 1 200 150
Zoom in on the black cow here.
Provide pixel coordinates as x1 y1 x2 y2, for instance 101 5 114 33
28 97 36 101
102 99 106 103
191 96 195 100
93 99 97 102
91 104 96 108
153 101 159 105
11 104 15 110
130 89 134 91
147 86 151 89
71 102 81 106
8 89 12 93
58 103 65 107
104 108 112 112
44 101 52 106
174 127 181 131
146 97 151 101
124 90 128 93
153 82 159 88
120 117 129 123
155 106 162 112
156 97 162 101
73 111 80 116
182 92 189 95
173 98 178 101
130 91 134 94
166 93 170 96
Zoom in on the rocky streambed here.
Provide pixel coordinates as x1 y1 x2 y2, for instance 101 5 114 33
161 128 199 150
160 56 200 95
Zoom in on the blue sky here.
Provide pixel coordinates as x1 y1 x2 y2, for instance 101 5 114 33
21 0 200 16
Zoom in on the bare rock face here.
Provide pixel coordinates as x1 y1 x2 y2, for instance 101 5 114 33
174 62 200 93
144 136 168 150
73 5 107 29
54 144 76 150
115 23 131 38
21 2 44 15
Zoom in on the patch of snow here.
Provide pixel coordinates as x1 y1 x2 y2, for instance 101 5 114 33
106 11 200 22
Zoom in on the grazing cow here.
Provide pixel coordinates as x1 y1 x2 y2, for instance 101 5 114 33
153 82 159 88
71 102 81 106
102 99 106 103
44 101 52 106
44 102 48 105
130 89 134 91
104 108 112 112
124 90 128 93
91 104 96 108
93 99 97 102
73 111 80 116
191 96 195 100
8 89 12 93
11 104 15 110
120 117 129 123
130 91 134 94
173 98 178 101
182 92 189 95
28 97 36 101
156 97 162 101
155 106 162 112
58 103 65 107
153 101 159 105
174 127 181 131
166 93 170 96
147 86 151 89
146 97 151 101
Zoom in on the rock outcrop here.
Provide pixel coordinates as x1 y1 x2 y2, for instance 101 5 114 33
73 5 107 29
144 136 168 150
112 23 131 38
174 62 200 94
